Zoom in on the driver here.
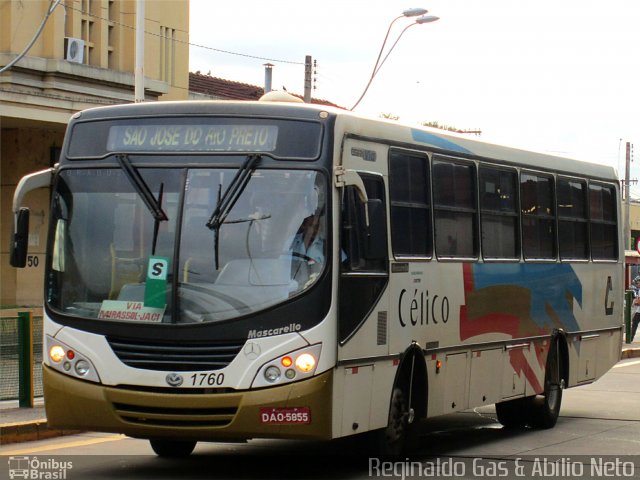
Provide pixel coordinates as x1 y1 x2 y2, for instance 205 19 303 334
290 178 326 268
290 214 324 265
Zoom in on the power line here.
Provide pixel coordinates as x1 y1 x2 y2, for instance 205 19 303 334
63 4 304 66
189 41 304 65
0 0 62 74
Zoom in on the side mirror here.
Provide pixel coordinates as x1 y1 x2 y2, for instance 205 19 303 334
364 199 387 260
10 208 30 268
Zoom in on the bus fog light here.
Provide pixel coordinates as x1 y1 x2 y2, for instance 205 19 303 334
295 353 316 373
285 369 296 379
50 345 65 363
74 359 90 376
264 366 281 382
63 361 71 371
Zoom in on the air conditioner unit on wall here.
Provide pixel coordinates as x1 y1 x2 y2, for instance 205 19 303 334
64 37 85 64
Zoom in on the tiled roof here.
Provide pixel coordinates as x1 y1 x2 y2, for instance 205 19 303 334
188 72 343 108
189 72 263 100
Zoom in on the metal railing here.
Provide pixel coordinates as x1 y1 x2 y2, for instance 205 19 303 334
0 308 43 405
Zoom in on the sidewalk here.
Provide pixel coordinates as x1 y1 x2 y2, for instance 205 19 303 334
2 340 640 446
0 397 82 445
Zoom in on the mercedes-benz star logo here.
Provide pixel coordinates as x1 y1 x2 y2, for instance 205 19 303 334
243 342 261 360
166 373 183 387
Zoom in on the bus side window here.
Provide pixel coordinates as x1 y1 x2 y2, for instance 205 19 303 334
342 186 364 270
341 176 387 272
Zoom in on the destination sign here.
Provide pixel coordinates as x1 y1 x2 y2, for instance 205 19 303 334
107 124 279 152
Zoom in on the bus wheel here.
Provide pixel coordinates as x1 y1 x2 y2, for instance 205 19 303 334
375 387 409 458
149 439 197 457
495 397 531 428
530 339 564 429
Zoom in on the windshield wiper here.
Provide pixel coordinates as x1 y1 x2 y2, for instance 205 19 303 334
116 154 168 222
224 213 271 224
206 154 262 268
151 182 165 255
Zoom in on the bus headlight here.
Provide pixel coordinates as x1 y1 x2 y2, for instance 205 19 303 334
295 353 316 373
264 366 281 383
252 344 321 388
45 335 100 383
49 345 66 363
74 359 91 376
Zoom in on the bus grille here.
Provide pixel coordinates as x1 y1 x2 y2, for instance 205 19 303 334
113 402 237 428
106 337 244 371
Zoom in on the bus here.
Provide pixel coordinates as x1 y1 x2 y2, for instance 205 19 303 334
10 96 623 457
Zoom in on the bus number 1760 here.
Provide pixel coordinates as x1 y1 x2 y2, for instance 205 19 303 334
190 372 225 386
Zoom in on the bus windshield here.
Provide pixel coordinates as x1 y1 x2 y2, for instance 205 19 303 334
47 165 327 324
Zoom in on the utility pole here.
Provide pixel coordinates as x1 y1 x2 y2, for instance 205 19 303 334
303 55 312 103
625 142 632 250
135 0 145 102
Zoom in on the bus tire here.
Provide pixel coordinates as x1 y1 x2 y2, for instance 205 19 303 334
529 338 564 429
495 397 531 428
375 387 409 458
149 439 197 457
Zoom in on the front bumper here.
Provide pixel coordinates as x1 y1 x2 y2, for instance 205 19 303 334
43 365 333 441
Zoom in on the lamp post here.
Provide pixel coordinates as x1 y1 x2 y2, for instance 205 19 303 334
350 10 439 111
369 8 428 79
373 15 439 80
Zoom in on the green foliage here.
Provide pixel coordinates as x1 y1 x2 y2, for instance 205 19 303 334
420 121 461 132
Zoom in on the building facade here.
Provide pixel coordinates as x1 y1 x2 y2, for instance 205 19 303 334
1 0 189 306
629 202 640 250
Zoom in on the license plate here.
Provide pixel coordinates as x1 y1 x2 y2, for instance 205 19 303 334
259 407 311 424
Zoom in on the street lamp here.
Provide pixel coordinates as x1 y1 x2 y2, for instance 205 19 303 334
350 10 439 111
371 8 428 76
372 15 439 79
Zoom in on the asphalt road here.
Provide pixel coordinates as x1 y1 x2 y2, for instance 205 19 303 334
2 358 639 480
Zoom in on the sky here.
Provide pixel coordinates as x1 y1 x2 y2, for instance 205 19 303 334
189 0 640 194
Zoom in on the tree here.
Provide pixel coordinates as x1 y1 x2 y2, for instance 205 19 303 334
380 113 400 121
421 121 481 136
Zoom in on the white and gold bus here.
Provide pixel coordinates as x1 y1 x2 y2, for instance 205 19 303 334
11 98 622 457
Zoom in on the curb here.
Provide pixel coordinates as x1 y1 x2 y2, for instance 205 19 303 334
0 420 82 445
621 347 640 359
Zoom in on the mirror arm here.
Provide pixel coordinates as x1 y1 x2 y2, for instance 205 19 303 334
13 167 54 230
335 166 370 226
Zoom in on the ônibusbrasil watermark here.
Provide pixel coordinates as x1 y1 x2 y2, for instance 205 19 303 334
368 456 637 479
7 456 72 480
